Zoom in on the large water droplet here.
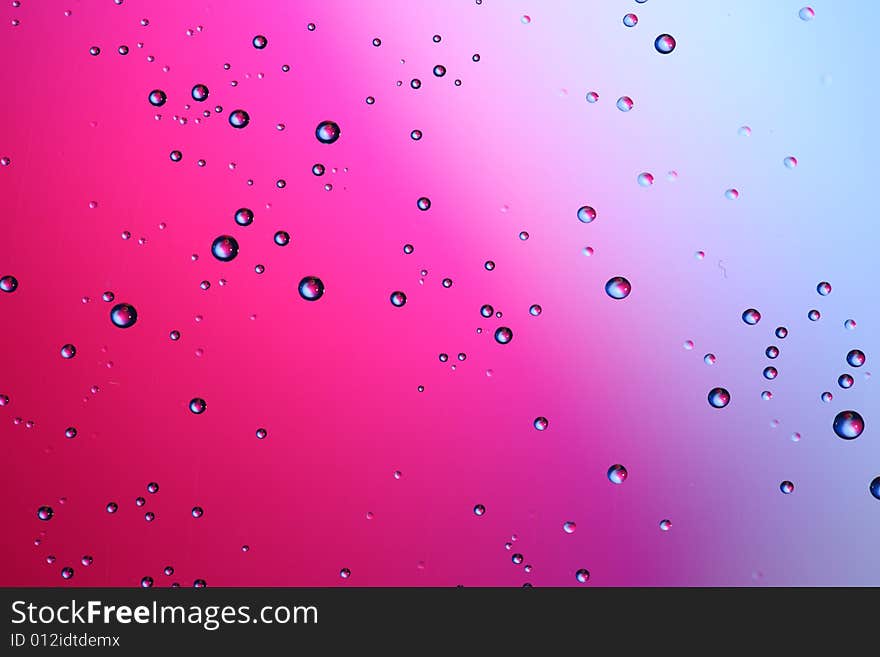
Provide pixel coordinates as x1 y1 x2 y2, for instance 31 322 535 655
473 504 486 516
148 89 166 106
833 410 864 440
604 276 631 300
37 506 54 521
191 84 209 102
799 6 815 21
493 326 513 344
576 568 590 583
577 206 597 223
616 96 633 112
607 464 628 484
0 275 18 293
417 197 431 211
390 291 407 307
211 235 239 262
780 481 795 494
708 387 730 408
110 303 138 329
533 416 548 431
654 34 676 54
229 109 250 129
742 309 761 325
870 476 880 500
191 506 204 518
846 349 866 367
315 121 341 144
60 344 77 359
563 521 576 534
252 34 267 49
298 276 325 301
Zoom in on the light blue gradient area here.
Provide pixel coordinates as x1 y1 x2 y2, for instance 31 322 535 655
631 1 879 584
500 0 879 584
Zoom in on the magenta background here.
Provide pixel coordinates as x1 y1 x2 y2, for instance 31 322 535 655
1 1 877 586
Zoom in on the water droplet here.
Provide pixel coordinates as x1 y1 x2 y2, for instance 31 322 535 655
372 37 381 47
683 340 695 350
659 519 672 531
708 387 731 408
60 344 76 359
252 34 267 49
604 276 631 300
576 569 590 583
472 54 481 62
585 91 599 103
484 260 495 271
512 553 524 564
637 172 654 187
742 309 761 325
480 304 494 318
211 235 239 262
231 208 255 228
563 521 576 534
577 205 596 223
441 278 453 288
110 303 138 329
37 506 54 521
616 96 634 112
193 579 207 588
89 46 101 56
106 502 118 513
845 319 856 330
140 576 153 588
528 304 542 317
775 326 788 339
81 555 93 566
799 6 815 21
298 276 325 301
838 374 854 389
521 15 531 24
623 13 638 27
417 197 431 211
147 482 159 494
148 89 166 106
136 496 146 507
433 65 446 77
390 291 407 307
533 416 548 431
780 481 795 495
228 109 250 129
518 231 529 241
403 244 414 254
607 464 628 484
869 477 880 500
61 567 74 580
766 346 779 359
473 504 486 516
340 568 351 579
189 398 207 414
833 410 864 440
783 156 798 169
255 427 268 440
820 391 833 403
315 120 341 144
847 349 866 367
654 34 676 54
0 275 18 293
494 327 513 344
808 309 820 321
191 84 209 102
763 367 778 380
703 353 716 365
